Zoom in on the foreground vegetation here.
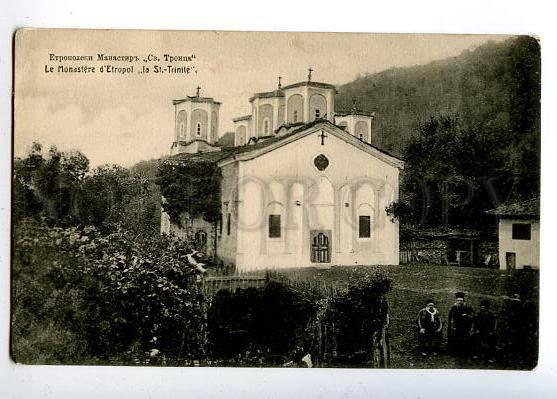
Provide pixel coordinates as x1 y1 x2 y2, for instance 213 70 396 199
272 264 539 369
12 219 392 366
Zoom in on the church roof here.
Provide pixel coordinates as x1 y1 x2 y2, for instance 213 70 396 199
173 96 221 105
166 148 234 164
281 81 338 93
335 110 376 118
219 119 404 168
166 120 404 169
232 114 252 122
249 89 285 102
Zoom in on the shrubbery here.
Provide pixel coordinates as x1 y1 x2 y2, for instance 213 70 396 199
12 219 205 364
206 273 392 367
207 281 319 365
156 160 221 226
321 275 391 360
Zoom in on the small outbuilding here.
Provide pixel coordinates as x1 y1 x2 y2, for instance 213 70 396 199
399 227 498 267
486 198 540 270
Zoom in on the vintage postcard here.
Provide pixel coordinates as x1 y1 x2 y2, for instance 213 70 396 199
12 29 540 369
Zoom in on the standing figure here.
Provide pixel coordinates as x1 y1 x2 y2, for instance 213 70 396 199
499 293 538 368
473 299 496 361
417 299 443 356
447 292 474 356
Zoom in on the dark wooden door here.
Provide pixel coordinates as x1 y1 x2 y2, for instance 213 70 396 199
311 230 331 263
195 230 208 253
506 252 516 270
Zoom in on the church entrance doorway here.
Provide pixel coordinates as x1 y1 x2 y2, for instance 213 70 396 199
195 230 208 253
310 230 331 263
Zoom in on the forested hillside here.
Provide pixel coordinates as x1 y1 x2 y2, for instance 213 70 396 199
336 36 540 163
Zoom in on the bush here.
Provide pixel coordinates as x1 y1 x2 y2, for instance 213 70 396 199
12 219 205 364
206 273 392 366
322 274 391 359
207 281 318 364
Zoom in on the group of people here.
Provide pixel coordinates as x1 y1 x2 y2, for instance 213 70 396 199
417 292 496 360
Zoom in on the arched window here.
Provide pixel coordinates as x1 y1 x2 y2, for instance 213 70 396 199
176 110 187 139
268 214 281 238
355 184 375 241
236 125 246 146
195 230 208 250
359 215 371 238
191 109 208 140
309 94 327 122
263 118 270 135
288 94 304 123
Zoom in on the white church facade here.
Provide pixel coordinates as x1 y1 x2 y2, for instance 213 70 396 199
161 73 404 272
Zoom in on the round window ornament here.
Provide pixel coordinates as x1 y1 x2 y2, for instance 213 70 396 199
314 154 329 171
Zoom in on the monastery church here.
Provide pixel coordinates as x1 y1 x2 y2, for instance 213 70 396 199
160 71 404 272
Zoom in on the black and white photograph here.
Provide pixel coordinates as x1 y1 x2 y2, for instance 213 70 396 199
9 29 541 372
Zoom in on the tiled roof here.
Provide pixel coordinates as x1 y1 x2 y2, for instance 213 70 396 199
249 89 285 101
232 114 252 122
401 225 497 240
166 149 234 164
173 96 221 105
335 110 376 118
281 81 338 92
166 120 404 166
486 198 540 218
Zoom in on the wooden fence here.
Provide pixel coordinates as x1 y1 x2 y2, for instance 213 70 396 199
203 275 267 296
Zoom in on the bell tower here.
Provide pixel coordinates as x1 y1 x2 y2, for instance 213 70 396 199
171 86 222 155
334 99 375 144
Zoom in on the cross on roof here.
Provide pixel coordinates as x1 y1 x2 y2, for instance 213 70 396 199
278 76 282 89
308 67 313 82
318 129 328 145
196 86 201 97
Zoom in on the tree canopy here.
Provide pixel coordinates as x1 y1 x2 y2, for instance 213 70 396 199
156 159 222 226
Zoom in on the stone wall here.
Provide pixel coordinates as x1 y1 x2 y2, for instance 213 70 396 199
400 237 499 267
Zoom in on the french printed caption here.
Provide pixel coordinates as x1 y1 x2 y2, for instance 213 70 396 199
44 54 197 76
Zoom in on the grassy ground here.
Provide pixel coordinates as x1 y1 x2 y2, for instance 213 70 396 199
273 264 539 369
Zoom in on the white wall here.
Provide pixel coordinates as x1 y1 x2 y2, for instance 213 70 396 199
232 126 400 271
334 114 373 144
498 218 540 269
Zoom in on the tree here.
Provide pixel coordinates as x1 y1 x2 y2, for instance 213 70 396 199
13 144 160 234
387 116 515 227
156 160 221 226
13 143 89 224
12 219 206 364
77 164 159 234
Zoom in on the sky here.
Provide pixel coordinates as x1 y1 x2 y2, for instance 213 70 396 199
14 30 512 167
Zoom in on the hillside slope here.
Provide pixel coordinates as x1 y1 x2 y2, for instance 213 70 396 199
336 36 540 162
